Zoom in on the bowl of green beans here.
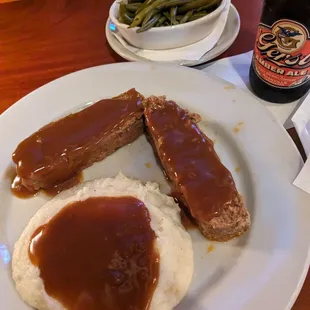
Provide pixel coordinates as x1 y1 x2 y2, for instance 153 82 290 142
109 0 226 50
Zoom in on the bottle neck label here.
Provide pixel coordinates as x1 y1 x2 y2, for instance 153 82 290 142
253 19 310 89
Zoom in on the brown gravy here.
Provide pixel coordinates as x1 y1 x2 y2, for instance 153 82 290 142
10 171 83 198
3 165 36 198
11 175 37 198
180 209 197 230
29 196 159 310
169 192 197 230
145 101 238 221
43 172 83 196
12 90 143 193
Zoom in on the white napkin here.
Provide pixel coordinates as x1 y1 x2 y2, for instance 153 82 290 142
292 94 310 194
200 51 306 129
111 0 231 62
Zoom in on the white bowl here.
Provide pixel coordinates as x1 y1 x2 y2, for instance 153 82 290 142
109 0 226 50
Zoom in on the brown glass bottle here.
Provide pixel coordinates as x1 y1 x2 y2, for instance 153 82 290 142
249 0 310 103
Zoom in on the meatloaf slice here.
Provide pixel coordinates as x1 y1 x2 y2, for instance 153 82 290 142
144 96 250 241
12 89 144 192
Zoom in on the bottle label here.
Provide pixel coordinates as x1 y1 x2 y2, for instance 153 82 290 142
253 19 310 88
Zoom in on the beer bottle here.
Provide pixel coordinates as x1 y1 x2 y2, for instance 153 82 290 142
249 0 310 103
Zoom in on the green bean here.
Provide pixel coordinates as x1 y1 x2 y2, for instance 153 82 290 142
125 3 142 13
118 15 125 23
188 11 208 21
118 3 133 24
127 10 135 18
196 0 220 12
155 15 167 26
179 9 193 23
131 0 166 27
142 8 160 26
163 11 172 23
131 0 192 27
193 11 209 17
157 0 192 10
136 0 156 14
137 13 161 32
123 0 220 31
178 0 215 14
174 14 188 22
170 7 178 25
123 12 135 24
119 2 126 19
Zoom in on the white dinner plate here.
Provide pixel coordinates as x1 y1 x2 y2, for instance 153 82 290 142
0 63 310 310
106 4 240 67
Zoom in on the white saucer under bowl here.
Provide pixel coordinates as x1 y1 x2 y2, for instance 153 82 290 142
106 4 240 67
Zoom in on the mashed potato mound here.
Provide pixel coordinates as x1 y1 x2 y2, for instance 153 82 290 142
12 174 194 310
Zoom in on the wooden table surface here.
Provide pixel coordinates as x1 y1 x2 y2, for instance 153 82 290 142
0 0 309 308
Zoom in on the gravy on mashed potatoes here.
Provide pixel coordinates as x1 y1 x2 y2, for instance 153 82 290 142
29 196 159 310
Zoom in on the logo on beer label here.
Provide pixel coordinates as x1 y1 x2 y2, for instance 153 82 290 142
274 22 307 52
253 19 310 88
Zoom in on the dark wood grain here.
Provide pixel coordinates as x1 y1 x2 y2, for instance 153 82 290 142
0 0 308 308
0 0 263 114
